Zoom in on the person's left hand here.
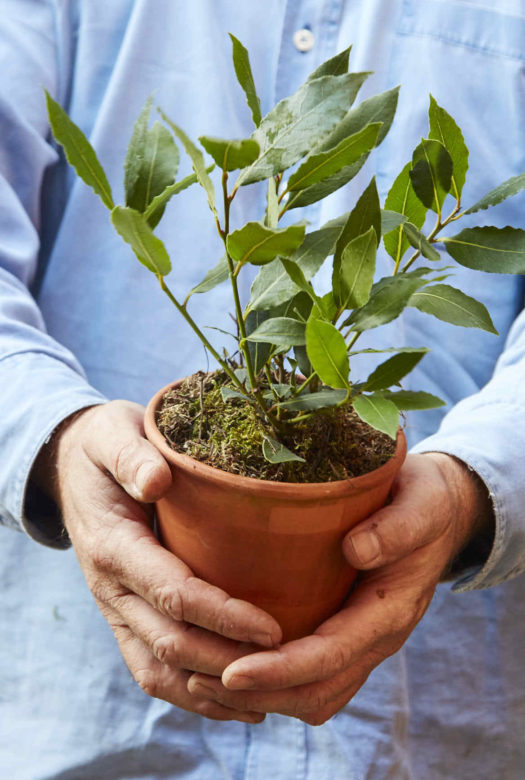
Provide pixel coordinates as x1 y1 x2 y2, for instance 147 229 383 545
187 453 494 724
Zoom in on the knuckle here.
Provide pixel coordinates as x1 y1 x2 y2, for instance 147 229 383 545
135 667 161 700
89 574 113 604
114 440 141 485
302 710 330 727
324 639 349 677
156 583 185 622
291 690 324 722
150 633 182 668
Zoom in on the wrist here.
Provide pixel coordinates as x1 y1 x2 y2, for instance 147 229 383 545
31 405 102 505
425 452 495 579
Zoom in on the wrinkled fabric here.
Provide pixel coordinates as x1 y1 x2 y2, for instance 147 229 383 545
1 1 525 777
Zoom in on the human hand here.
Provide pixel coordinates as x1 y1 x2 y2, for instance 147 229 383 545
34 401 281 722
187 453 494 724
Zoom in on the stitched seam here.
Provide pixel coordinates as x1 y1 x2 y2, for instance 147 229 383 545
397 27 525 62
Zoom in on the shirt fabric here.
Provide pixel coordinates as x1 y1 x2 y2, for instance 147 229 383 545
1 1 525 777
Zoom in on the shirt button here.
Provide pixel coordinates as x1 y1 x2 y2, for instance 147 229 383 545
293 28 315 52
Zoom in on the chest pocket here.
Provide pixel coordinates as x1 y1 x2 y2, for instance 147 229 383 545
377 0 525 205
397 0 525 61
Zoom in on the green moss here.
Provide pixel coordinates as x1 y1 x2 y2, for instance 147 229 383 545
157 371 396 483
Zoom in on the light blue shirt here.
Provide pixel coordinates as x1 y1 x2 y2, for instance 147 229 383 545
1 1 525 777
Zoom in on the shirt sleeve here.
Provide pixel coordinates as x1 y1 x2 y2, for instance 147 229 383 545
0 0 106 548
411 307 525 592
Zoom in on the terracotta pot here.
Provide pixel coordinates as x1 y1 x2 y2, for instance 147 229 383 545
144 380 407 642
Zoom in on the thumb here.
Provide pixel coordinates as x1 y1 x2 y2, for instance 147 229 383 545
80 401 173 503
342 454 453 570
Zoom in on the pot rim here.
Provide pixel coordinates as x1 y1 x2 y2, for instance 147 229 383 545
144 379 407 498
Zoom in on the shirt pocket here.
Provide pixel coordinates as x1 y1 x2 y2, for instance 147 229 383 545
376 0 525 208
397 0 525 61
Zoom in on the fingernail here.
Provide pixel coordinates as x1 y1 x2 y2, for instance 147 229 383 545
134 461 158 496
253 632 275 648
225 674 256 691
347 530 381 566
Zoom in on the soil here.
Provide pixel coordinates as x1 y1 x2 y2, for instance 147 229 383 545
156 371 397 483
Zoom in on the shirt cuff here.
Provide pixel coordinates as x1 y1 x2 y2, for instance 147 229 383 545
411 399 525 592
0 351 106 548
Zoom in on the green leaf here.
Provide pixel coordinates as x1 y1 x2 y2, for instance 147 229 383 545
333 177 381 303
410 138 453 213
262 435 306 464
381 390 446 411
403 222 441 262
124 96 152 203
266 177 279 228
409 283 498 333
188 254 229 298
221 386 247 402
363 349 428 392
307 47 351 80
247 216 347 311
286 123 381 192
384 162 427 264
293 345 312 378
286 158 366 210
280 258 325 315
284 87 398 211
345 272 428 332
144 167 213 223
352 394 399 439
320 86 399 150
306 317 350 389
159 110 217 216
442 226 525 273
111 206 171 275
465 173 525 215
240 73 369 185
320 291 338 321
227 221 306 266
428 95 469 199
278 388 347 412
45 90 114 210
245 316 306 346
338 227 377 310
284 290 314 323
245 310 273 372
263 383 293 400
381 210 408 235
229 34 262 127
199 136 260 171
126 121 180 227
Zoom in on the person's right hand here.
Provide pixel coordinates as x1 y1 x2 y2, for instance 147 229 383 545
35 400 282 723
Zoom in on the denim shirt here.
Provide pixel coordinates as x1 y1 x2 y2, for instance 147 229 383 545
1 1 525 777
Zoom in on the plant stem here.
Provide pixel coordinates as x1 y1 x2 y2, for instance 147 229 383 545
157 276 245 392
218 170 285 433
401 199 462 274
220 170 259 391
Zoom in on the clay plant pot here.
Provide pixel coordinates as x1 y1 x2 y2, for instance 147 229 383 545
144 380 407 642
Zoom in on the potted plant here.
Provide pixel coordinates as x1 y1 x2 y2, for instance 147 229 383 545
46 38 525 641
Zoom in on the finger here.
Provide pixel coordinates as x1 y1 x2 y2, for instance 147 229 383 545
103 589 264 675
219 572 428 692
83 401 172 503
113 623 265 723
342 455 451 570
90 516 282 648
188 665 368 723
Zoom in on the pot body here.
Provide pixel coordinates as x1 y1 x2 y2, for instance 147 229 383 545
144 381 407 642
